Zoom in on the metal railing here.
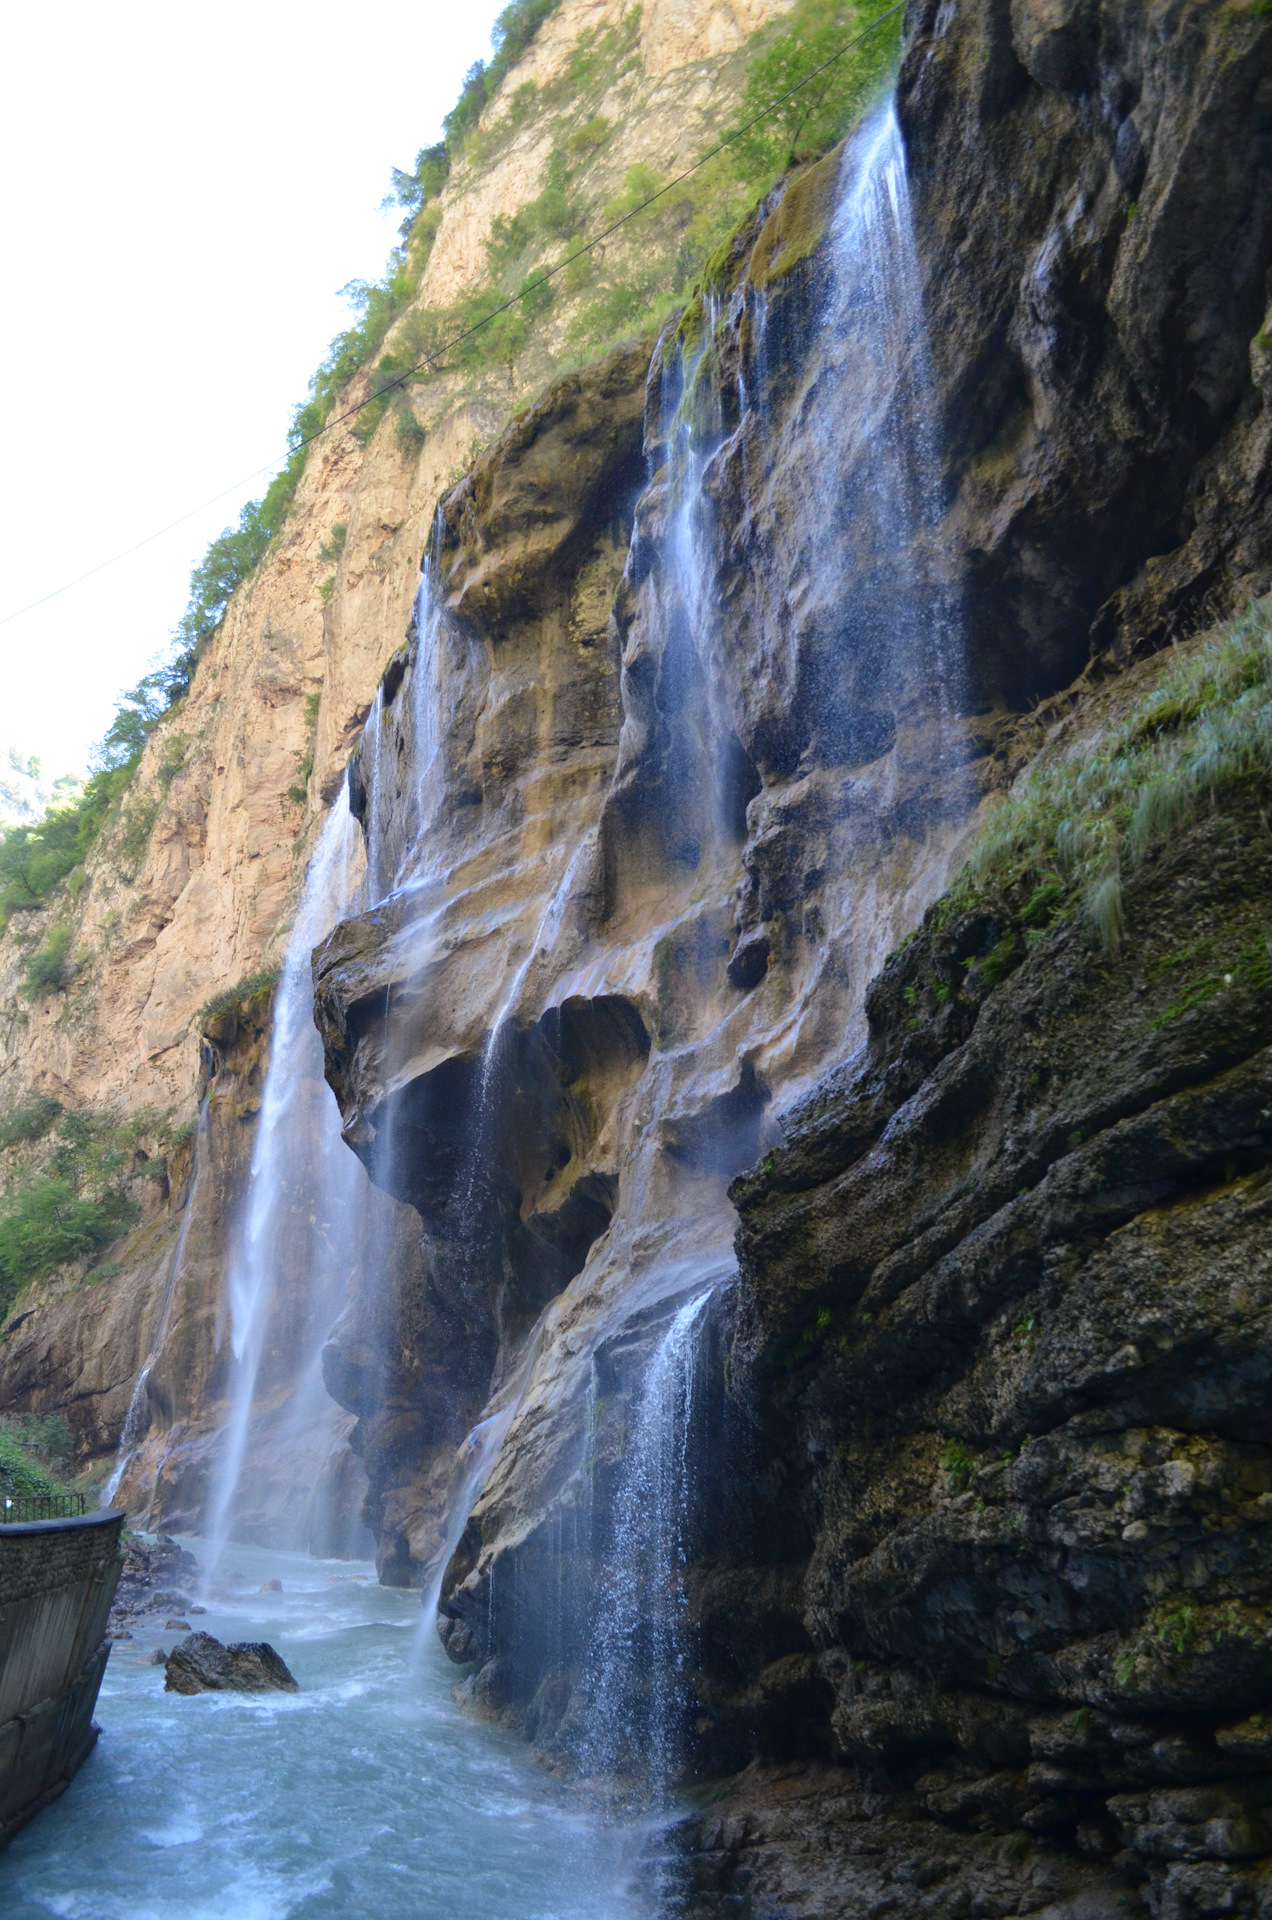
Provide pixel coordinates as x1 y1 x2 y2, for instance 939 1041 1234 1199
0 1492 89 1523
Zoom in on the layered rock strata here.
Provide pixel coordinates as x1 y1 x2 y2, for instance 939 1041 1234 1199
0 0 796 1524
337 0 1272 1681
667 743 1272 1916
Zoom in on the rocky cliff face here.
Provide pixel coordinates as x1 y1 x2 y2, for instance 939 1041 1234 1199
304 0 1272 1910
2 0 1271 1907
0 0 795 1527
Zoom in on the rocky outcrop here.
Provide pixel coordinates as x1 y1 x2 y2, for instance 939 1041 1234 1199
307 0 1272 1910
905 0 1272 697
0 0 795 1528
163 1631 298 1695
660 735 1272 1913
341 0 1270 1701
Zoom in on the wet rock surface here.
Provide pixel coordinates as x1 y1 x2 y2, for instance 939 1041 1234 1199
661 770 1272 1915
308 15 1272 1914
163 1632 298 1696
108 1535 200 1638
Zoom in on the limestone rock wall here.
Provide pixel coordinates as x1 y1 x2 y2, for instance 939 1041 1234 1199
666 687 1272 1918
375 0 1272 1699
0 0 795 1513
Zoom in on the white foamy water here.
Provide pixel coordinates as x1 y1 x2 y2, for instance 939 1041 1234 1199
0 1540 650 1920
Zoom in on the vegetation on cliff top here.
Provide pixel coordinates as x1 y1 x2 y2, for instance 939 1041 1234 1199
169 0 902 686
0 1422 74 1506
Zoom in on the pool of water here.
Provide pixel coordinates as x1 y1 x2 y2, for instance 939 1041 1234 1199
0 1538 652 1919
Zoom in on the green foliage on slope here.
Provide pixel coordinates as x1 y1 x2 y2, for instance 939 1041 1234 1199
0 677 177 924
729 0 903 187
0 0 903 936
0 1095 63 1151
0 1104 180 1315
0 1179 138 1312
0 1428 72 1504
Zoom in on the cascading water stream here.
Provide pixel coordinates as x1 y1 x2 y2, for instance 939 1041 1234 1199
554 95 964 1826
203 780 368 1570
579 1284 718 1808
821 99 965 763
100 1100 208 1511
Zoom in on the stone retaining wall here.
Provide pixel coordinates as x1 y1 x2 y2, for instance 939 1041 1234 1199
0 1510 124 1847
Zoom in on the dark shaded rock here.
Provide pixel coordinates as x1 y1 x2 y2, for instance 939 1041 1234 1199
660 768 1272 1915
163 1632 298 1696
109 1535 199 1627
726 930 770 993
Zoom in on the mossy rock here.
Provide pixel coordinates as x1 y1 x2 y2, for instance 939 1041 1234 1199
747 145 843 289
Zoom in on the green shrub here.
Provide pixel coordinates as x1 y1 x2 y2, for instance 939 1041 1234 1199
200 965 281 1024
116 796 159 874
0 1411 74 1479
22 927 72 999
488 177 584 274
942 1438 977 1493
318 523 347 565
728 0 902 190
0 1177 137 1310
0 1094 63 1150
603 164 662 224
567 114 611 154
156 735 188 791
0 1429 69 1502
395 409 427 458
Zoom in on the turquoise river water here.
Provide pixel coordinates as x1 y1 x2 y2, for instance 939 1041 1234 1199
0 1539 652 1920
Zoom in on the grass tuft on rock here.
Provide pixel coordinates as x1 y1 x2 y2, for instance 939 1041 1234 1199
966 596 1272 948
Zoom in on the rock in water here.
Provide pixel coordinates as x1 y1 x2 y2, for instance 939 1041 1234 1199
163 1631 298 1695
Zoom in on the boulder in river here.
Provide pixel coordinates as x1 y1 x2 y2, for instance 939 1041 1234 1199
163 1631 298 1695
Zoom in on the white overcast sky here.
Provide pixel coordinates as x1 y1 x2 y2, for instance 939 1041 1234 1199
0 0 506 784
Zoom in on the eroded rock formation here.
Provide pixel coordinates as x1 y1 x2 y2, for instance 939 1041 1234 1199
0 0 795 1530
0 0 1270 1909
304 0 1272 1911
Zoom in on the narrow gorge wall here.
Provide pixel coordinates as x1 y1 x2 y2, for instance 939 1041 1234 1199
311 0 1272 1912
1 0 1271 1910
0 0 797 1533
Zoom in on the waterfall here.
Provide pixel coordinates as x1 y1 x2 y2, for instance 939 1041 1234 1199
579 1284 716 1805
203 780 369 1567
820 100 965 767
101 1101 207 1512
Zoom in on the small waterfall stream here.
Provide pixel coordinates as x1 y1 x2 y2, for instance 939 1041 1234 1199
203 782 371 1568
580 1285 717 1804
101 1100 208 1510
819 100 965 772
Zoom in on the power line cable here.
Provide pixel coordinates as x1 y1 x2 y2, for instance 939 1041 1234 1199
0 2 904 631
